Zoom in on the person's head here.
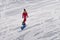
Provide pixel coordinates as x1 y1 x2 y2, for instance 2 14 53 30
24 9 26 11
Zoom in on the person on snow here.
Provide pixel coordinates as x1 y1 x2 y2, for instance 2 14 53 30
22 9 28 25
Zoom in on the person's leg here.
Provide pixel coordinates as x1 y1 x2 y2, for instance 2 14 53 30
24 18 26 23
21 18 26 30
22 18 26 24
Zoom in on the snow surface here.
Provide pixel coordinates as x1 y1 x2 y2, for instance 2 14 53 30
0 0 60 40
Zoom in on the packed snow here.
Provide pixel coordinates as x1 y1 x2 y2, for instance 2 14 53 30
0 0 60 40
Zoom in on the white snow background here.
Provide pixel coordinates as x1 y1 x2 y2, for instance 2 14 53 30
0 0 60 40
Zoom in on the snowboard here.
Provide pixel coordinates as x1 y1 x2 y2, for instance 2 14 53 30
21 22 26 30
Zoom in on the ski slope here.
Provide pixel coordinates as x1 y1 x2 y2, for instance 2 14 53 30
0 0 60 40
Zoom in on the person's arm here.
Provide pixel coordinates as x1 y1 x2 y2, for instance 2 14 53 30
27 13 28 17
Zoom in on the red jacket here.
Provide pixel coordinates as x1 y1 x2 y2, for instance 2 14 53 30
22 12 28 18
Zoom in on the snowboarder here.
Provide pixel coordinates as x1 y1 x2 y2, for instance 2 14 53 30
22 9 28 25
